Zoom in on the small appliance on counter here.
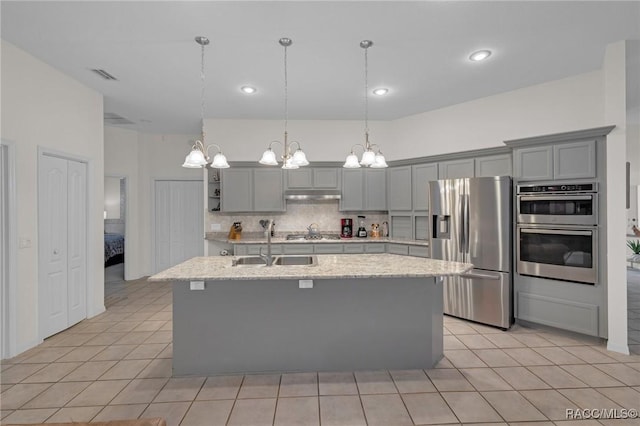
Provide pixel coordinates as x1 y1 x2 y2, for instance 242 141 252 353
228 221 243 240
356 215 368 238
341 218 353 238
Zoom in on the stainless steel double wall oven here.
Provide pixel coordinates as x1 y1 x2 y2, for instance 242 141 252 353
516 183 598 284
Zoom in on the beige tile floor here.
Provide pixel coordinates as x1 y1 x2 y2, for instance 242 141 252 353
1 270 640 426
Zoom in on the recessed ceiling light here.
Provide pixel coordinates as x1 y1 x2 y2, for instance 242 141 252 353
469 50 492 62
241 86 257 94
372 88 389 96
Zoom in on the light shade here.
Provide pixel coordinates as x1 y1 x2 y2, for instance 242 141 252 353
360 150 376 166
282 157 299 169
211 153 230 169
292 149 309 166
343 153 361 168
182 148 207 168
259 149 279 166
370 152 388 168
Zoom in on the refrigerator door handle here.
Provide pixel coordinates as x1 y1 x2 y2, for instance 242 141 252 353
460 272 501 280
464 193 470 254
458 195 465 252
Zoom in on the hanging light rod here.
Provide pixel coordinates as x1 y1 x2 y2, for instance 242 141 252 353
182 36 230 169
259 37 309 169
343 40 388 169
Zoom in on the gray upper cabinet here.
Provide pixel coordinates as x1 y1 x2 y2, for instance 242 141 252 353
286 169 313 188
553 140 596 179
387 166 412 211
221 169 253 212
514 146 553 180
222 168 284 212
514 141 596 181
285 167 340 189
475 154 512 177
313 168 340 188
412 163 438 211
253 169 285 212
438 159 475 179
340 169 386 211
340 169 365 211
365 169 387 211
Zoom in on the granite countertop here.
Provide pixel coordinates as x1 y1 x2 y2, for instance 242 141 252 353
149 254 472 281
205 232 429 247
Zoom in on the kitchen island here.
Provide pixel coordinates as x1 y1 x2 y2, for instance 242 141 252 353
149 254 472 376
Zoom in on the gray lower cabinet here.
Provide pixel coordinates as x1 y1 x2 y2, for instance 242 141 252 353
283 244 314 255
387 166 412 211
340 169 387 211
514 141 596 181
408 246 430 258
365 243 386 253
234 244 283 256
475 154 512 177
314 244 344 254
387 243 409 255
222 168 284 212
438 159 475 179
412 163 438 211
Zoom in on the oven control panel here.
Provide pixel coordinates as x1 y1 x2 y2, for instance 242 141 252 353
517 183 596 193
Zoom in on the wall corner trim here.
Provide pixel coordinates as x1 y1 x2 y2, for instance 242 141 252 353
606 340 630 355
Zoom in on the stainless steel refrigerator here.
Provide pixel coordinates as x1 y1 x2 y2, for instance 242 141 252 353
429 176 513 329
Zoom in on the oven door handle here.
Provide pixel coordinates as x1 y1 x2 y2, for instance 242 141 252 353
518 228 593 236
518 195 593 202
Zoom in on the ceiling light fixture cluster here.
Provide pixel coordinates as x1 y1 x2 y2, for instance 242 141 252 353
344 40 388 169
259 37 309 169
182 36 230 169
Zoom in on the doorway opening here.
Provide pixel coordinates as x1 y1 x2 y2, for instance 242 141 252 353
104 176 127 305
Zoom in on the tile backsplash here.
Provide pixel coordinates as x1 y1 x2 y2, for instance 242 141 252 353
205 200 388 234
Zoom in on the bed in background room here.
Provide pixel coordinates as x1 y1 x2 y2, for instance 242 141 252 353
104 233 124 266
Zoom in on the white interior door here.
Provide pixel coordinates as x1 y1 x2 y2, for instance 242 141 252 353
38 155 87 339
39 155 69 338
155 180 203 273
67 161 87 326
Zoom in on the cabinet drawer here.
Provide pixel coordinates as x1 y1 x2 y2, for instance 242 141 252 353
344 244 365 253
387 244 409 255
245 244 282 255
364 244 386 253
283 244 314 255
408 246 430 258
314 244 344 254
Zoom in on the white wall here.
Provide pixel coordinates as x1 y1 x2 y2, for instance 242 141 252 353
391 71 605 157
1 40 104 356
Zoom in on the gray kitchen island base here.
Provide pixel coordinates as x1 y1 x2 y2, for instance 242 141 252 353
172 277 444 376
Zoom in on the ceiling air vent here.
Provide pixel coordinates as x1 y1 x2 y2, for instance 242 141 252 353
104 112 135 125
91 68 118 80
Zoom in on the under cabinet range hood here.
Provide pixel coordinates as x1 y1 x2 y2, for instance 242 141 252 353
284 189 341 200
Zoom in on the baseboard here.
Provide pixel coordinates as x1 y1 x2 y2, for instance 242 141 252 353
7 338 42 360
88 305 106 319
606 340 630 355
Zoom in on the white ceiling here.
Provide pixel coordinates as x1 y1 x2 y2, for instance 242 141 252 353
2 1 639 134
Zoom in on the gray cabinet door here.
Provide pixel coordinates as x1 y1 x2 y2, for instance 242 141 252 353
365 169 387 210
313 168 340 189
514 146 553 181
387 166 412 211
253 169 284 212
412 163 438 211
553 140 596 179
221 169 253 212
286 169 313 188
340 169 364 211
475 154 512 177
438 159 475 179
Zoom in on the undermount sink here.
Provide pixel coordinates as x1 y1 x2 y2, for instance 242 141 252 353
231 255 318 267
231 256 267 266
274 255 317 266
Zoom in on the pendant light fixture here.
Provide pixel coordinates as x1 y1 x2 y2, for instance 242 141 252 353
182 36 230 169
343 40 388 169
259 37 309 169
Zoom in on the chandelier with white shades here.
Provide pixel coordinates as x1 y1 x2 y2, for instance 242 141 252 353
182 36 230 169
259 38 309 169
343 40 388 169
